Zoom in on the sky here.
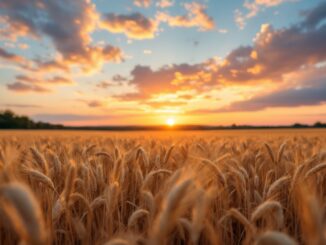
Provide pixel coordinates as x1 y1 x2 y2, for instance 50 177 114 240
0 0 326 126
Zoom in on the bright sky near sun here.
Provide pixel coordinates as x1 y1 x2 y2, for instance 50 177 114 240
0 0 325 126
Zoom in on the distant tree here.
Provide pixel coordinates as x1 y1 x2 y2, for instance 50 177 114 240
313 121 326 128
231 123 237 128
292 123 309 128
0 110 63 129
0 110 15 128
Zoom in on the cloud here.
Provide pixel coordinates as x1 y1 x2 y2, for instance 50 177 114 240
301 2 326 30
32 114 111 123
216 9 326 83
29 60 70 73
157 2 215 31
18 43 29 50
219 80 326 112
77 99 105 108
96 75 129 89
87 100 104 108
134 0 151 8
215 3 326 111
7 82 51 93
16 75 75 85
144 100 188 109
112 75 128 82
192 64 326 113
34 44 123 74
0 0 123 72
234 0 292 29
119 63 212 100
143 49 152 55
234 9 246 30
3 104 42 108
96 81 113 89
0 47 27 64
101 13 158 39
40 45 122 74
95 76 138 98
0 16 31 41
7 74 75 93
110 3 326 114
255 0 286 7
157 0 174 8
104 62 217 113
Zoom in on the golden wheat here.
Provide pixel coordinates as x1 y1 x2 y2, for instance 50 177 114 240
0 130 325 244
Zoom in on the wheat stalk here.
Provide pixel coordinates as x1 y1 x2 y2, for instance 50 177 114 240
0 182 47 245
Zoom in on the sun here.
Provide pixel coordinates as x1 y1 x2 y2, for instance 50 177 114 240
166 117 175 126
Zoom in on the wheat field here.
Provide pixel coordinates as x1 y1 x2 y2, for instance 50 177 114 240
0 129 326 245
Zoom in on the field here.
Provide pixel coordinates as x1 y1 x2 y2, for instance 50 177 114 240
0 129 326 245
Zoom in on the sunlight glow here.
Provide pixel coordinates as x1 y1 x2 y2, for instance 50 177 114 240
166 117 175 126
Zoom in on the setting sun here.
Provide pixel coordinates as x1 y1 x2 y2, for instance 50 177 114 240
166 117 175 126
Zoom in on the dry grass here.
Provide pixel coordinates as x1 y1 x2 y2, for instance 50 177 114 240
0 129 326 244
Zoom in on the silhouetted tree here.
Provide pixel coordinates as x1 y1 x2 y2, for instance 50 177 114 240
313 121 326 128
292 123 309 128
0 110 63 129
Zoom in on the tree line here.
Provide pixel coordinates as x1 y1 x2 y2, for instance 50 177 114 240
0 110 63 129
0 110 325 129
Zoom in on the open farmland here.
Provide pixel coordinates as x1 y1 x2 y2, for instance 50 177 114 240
0 129 326 245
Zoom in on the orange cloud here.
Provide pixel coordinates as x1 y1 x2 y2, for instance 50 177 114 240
7 74 76 93
62 45 123 73
101 13 158 39
3 104 42 109
77 99 106 108
0 15 35 41
7 82 51 93
157 2 215 31
217 13 326 83
171 71 212 86
247 64 264 75
0 0 123 73
144 100 187 109
218 73 326 112
0 47 26 64
29 60 70 73
16 75 75 85
234 0 291 29
107 3 326 114
27 45 123 74
157 0 174 8
134 0 151 8
108 63 215 108
255 0 285 7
